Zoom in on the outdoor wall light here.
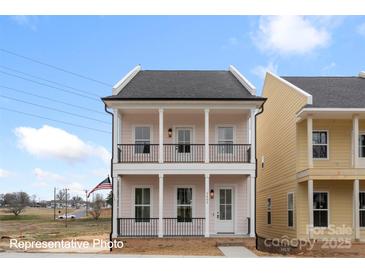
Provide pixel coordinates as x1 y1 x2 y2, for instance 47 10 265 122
168 128 172 138
210 189 214 199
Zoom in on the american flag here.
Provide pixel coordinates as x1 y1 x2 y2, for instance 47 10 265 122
87 177 112 198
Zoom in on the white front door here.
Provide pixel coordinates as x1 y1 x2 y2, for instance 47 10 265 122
176 128 192 161
215 187 234 233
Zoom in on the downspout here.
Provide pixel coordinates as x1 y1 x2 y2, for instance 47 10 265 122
103 102 114 252
254 99 266 249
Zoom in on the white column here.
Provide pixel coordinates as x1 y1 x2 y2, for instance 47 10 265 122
307 116 313 168
118 176 122 218
249 175 256 237
204 173 210 237
250 109 256 164
112 175 118 238
354 179 360 240
159 109 164 163
308 180 314 239
353 115 359 168
204 109 210 163
158 173 164 237
113 110 119 163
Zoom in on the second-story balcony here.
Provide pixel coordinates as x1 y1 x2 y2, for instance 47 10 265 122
117 143 251 163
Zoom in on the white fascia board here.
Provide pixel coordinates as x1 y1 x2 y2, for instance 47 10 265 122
298 108 365 115
112 65 141 95
229 65 256 95
267 71 313 105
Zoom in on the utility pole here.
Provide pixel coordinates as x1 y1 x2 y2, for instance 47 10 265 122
53 187 56 221
84 189 88 216
65 188 69 228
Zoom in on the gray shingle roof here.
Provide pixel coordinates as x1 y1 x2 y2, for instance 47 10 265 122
103 70 265 101
282 76 365 108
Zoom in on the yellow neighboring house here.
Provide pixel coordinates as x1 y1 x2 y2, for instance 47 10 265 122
257 71 365 243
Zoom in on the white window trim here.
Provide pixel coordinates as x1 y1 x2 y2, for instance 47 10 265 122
267 197 272 225
287 192 295 228
173 125 195 144
359 132 365 158
360 191 365 228
174 185 195 220
312 129 329 160
215 124 237 144
132 124 154 144
132 185 154 219
313 191 330 228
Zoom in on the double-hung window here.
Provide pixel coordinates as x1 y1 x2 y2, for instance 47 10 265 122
177 188 192 222
267 197 272 225
360 192 365 227
287 193 294 227
135 127 150 154
135 188 150 222
359 134 365 158
313 192 328 227
313 131 328 159
218 127 234 154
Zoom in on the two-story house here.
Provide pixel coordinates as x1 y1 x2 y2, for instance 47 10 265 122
103 65 265 238
257 71 365 245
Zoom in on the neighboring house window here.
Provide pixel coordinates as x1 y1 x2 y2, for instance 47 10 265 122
313 192 328 227
218 127 234 153
177 188 192 222
359 134 365 158
288 193 294 227
360 192 365 227
313 131 328 159
267 198 272 225
135 188 150 222
135 127 150 154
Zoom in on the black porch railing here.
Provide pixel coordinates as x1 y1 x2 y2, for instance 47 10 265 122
117 218 158 237
164 144 204 163
117 144 159 163
163 218 205 237
209 144 251 163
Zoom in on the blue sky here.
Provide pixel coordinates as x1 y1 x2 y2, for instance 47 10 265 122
0 15 365 200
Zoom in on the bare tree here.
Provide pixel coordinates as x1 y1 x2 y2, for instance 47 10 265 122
70 195 83 209
56 189 70 207
4 192 30 216
0 194 4 207
89 194 105 220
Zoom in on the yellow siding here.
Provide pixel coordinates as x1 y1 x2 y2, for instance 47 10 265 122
297 180 354 240
256 73 309 239
313 120 352 169
296 120 308 172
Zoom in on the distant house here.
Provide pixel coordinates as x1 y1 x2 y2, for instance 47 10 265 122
103 65 265 238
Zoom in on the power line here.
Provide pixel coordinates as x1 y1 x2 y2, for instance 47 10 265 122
0 48 112 87
0 94 110 125
0 107 111 134
0 70 100 101
0 85 107 115
0 65 104 97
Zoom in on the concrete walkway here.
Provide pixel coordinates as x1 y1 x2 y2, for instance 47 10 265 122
218 246 258 258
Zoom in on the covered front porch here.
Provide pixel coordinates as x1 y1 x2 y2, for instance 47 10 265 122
113 174 255 238
297 178 365 240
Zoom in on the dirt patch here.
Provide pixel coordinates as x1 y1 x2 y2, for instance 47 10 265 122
112 237 259 256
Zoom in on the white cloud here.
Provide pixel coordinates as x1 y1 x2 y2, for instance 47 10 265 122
253 16 332 55
9 16 39 31
252 61 278 79
0 168 11 178
33 168 64 182
15 125 111 164
357 22 365 36
321 62 336 74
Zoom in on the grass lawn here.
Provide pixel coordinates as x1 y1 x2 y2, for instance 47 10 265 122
0 207 111 251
